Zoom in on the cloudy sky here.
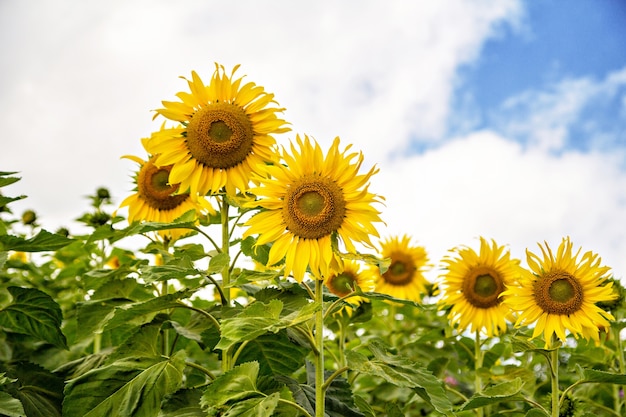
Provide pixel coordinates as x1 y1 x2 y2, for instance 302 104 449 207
1 0 625 280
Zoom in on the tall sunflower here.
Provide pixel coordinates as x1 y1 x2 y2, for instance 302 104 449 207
438 237 520 337
502 237 615 347
324 260 376 306
243 134 384 282
144 63 290 197
372 235 430 302
118 155 214 242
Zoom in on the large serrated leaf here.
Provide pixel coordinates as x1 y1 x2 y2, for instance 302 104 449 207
2 361 64 417
0 230 73 252
460 378 524 410
200 362 261 413
236 331 307 376
0 286 67 349
63 350 187 417
158 388 205 417
580 366 626 384
346 340 453 416
0 391 25 417
216 300 283 350
103 289 195 335
222 393 279 417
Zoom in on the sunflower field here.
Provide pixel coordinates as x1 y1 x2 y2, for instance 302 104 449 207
1 63 625 417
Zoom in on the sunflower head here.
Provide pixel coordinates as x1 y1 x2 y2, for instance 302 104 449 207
118 154 215 242
438 237 520 337
324 260 376 303
502 237 615 347
372 235 430 302
243 134 384 282
145 63 290 197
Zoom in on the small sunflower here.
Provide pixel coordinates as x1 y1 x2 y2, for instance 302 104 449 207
119 155 214 242
144 63 290 197
324 260 376 306
372 235 430 302
438 237 520 337
502 237 615 347
243 134 384 282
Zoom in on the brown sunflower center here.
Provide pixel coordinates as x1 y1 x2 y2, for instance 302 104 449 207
185 102 254 169
462 266 504 308
327 271 358 297
138 161 188 211
282 175 346 239
534 271 583 315
382 252 416 286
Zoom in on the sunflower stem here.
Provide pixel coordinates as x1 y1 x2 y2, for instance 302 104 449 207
474 330 484 417
614 323 625 414
314 278 326 417
220 198 233 372
549 342 560 417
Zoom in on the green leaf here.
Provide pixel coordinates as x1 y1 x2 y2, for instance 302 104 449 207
353 394 376 417
2 361 64 417
0 195 26 210
240 236 270 266
103 289 195 335
140 263 203 283
0 230 73 252
222 393 279 417
200 362 261 413
0 174 20 188
346 340 453 416
460 378 524 410
0 391 26 417
63 350 187 417
235 331 307 376
216 300 283 350
158 388 205 417
580 366 626 384
525 409 550 417
207 252 230 275
75 298 132 341
0 286 67 349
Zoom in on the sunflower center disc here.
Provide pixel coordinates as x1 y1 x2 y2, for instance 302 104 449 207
463 267 503 308
186 102 254 169
383 253 416 286
283 176 346 240
328 272 357 297
534 271 584 315
138 162 188 211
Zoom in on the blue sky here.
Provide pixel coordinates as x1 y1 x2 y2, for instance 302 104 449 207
1 0 625 279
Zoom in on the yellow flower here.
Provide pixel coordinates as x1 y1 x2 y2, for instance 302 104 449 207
439 237 520 337
372 235 430 302
243 134 384 282
502 237 615 347
144 63 290 197
324 260 376 306
118 155 214 242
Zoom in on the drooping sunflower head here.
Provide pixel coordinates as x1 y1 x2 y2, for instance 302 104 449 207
372 235 430 302
438 237 520 337
144 63 290 197
243 134 384 282
118 154 215 242
502 237 615 347
324 260 376 305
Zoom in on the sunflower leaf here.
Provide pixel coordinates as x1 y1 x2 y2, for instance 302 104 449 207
345 339 453 416
0 286 68 349
460 378 524 410
235 331 307 376
63 350 186 417
219 393 280 417
0 229 74 252
578 366 626 384
0 391 26 417
200 362 261 413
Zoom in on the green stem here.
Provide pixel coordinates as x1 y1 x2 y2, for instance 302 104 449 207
220 198 233 372
322 366 350 391
549 345 560 417
314 278 325 417
277 399 313 417
615 324 625 415
474 330 484 417
185 361 216 381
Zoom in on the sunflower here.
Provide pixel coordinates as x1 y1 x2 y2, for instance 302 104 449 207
502 237 615 347
438 237 520 337
372 235 430 302
243 134 384 282
324 260 376 306
118 155 214 242
144 63 290 197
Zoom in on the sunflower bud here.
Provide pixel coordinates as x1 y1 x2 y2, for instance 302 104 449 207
21 209 37 225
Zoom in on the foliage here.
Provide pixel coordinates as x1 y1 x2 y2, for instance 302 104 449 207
1 145 625 416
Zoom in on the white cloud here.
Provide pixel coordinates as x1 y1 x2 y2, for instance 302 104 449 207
374 131 626 280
